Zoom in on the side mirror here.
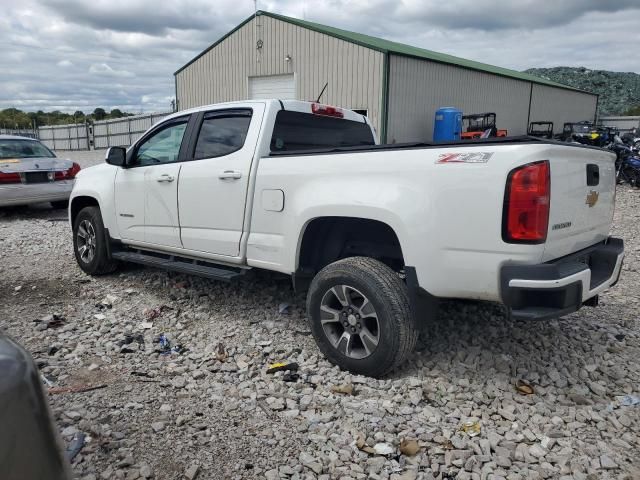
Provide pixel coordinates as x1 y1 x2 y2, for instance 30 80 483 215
105 146 127 167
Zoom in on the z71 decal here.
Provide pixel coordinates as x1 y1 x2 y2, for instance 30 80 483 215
436 152 494 164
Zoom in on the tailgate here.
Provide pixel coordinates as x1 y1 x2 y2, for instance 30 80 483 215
543 145 616 261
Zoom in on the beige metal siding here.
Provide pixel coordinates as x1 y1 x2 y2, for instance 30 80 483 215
529 84 597 134
600 116 640 131
175 16 384 133
387 55 531 143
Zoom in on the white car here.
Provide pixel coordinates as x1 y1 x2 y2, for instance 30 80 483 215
69 100 624 376
0 135 80 208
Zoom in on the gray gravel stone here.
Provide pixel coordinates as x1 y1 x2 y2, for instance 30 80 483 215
299 452 322 474
184 463 200 480
150 422 165 433
600 455 617 470
1 180 638 479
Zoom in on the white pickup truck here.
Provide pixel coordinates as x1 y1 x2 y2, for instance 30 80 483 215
70 100 624 377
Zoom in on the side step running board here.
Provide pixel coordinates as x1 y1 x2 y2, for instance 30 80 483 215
111 250 248 282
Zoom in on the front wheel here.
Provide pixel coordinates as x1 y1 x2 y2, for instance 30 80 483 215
72 206 118 275
306 257 418 377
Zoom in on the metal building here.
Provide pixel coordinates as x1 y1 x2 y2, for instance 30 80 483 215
599 116 640 132
175 11 598 143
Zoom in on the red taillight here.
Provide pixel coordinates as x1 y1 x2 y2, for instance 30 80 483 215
0 172 21 184
311 103 344 118
54 162 81 180
503 160 550 243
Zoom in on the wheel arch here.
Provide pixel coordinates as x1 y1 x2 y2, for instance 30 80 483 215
294 215 405 291
70 196 100 227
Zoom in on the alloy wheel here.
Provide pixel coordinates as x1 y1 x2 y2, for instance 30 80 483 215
319 284 380 359
76 219 97 264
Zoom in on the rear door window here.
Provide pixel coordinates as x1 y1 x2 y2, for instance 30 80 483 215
270 111 374 152
194 109 252 160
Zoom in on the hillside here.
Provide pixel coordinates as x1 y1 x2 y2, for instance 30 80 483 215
524 67 640 116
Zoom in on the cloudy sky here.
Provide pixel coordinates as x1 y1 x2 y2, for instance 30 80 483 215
3 0 640 114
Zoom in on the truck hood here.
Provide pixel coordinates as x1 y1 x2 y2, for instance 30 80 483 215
0 157 73 173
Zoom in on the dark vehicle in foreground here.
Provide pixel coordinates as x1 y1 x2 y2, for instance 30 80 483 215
0 334 71 480
0 135 81 208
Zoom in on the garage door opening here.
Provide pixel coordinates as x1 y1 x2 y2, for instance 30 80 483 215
248 74 296 100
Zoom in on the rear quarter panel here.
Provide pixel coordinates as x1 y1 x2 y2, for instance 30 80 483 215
248 143 562 301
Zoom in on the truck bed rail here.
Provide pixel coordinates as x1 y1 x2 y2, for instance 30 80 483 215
268 135 606 157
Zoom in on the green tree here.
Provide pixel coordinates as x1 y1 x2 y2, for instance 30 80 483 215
0 108 32 129
93 107 107 120
109 108 123 118
624 105 640 116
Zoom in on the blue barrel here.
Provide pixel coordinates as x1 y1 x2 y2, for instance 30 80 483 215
433 107 462 142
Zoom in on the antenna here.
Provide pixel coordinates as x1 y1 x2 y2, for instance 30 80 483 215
315 83 328 103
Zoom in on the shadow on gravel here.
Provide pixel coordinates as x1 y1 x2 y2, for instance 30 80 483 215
390 298 633 389
0 203 68 221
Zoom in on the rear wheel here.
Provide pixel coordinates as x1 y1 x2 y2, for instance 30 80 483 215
72 206 117 275
306 257 417 377
51 200 69 209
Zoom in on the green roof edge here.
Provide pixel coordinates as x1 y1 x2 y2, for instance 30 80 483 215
174 11 593 96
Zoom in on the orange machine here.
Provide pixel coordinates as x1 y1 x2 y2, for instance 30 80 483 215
461 113 507 139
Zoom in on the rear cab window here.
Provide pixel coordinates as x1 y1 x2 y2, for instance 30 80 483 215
270 111 375 152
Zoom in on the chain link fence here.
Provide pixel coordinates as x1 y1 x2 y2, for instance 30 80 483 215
0 128 39 139
38 123 90 150
92 112 169 149
33 112 171 151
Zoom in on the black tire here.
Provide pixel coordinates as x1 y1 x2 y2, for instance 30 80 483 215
72 206 117 275
306 257 418 377
51 200 69 209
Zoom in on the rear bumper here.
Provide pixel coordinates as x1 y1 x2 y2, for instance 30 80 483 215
501 237 624 320
0 181 73 207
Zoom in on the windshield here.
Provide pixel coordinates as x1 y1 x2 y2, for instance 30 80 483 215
0 139 55 159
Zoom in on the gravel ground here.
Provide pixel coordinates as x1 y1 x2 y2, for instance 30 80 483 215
55 149 105 169
0 158 639 479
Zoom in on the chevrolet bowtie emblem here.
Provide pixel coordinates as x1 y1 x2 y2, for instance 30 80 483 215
585 190 599 208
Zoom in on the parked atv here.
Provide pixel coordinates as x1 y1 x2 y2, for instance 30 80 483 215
528 121 554 139
461 113 507 139
559 121 593 143
610 137 640 187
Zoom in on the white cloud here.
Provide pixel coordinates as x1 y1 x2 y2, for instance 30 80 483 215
88 62 134 78
1 0 639 113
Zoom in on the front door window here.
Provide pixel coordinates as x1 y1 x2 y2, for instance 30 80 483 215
134 122 187 166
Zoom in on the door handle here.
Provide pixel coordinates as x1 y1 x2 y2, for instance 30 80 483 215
218 170 242 180
156 174 175 183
